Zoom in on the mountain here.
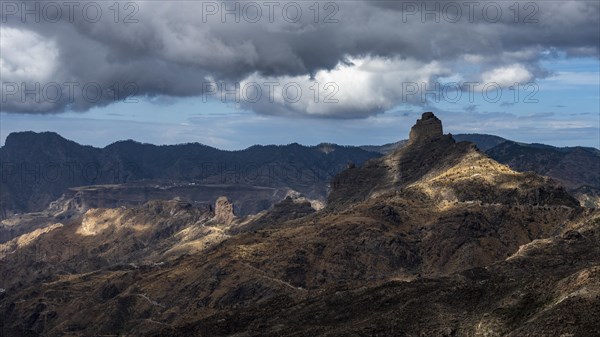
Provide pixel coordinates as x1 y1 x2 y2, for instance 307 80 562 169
453 133 508 151
3 112 597 336
360 133 507 154
361 133 600 207
486 141 600 207
0 133 380 219
359 139 408 154
3 126 597 221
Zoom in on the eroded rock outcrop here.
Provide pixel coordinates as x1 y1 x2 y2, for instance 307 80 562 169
213 196 235 225
408 111 444 143
1 112 594 337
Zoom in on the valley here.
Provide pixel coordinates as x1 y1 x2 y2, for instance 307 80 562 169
1 113 599 336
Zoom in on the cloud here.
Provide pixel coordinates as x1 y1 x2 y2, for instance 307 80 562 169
0 0 598 117
481 64 534 87
0 27 58 82
0 26 61 112
238 56 450 118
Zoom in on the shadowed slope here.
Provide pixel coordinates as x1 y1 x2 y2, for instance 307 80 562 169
0 113 587 336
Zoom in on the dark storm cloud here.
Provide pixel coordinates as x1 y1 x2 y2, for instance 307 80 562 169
1 0 598 116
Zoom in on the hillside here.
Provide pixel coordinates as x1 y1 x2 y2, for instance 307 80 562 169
2 113 596 336
0 133 379 219
487 141 600 207
2 127 597 221
361 133 600 207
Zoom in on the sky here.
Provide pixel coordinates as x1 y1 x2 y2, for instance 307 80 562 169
1 0 599 149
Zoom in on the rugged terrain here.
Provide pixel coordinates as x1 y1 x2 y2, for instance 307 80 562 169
487 141 600 207
0 133 378 219
1 112 598 336
2 121 598 222
363 132 600 207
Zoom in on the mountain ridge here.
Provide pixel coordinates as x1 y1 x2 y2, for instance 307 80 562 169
360 133 600 208
2 128 598 219
0 132 380 219
2 112 596 336
0 114 600 337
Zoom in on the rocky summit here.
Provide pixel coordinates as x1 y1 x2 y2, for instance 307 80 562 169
408 111 444 143
0 113 599 337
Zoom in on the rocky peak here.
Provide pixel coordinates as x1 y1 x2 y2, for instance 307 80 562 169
408 112 444 144
213 196 235 225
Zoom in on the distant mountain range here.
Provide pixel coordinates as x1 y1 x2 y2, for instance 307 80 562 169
0 132 378 219
359 133 508 153
2 113 598 336
1 130 599 219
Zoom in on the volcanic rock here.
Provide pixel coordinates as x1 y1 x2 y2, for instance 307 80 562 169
0 112 594 337
213 196 235 225
409 111 444 143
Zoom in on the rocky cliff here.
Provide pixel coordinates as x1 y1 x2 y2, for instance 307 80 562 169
213 196 236 225
329 112 578 210
408 111 444 143
362 128 600 208
0 112 595 337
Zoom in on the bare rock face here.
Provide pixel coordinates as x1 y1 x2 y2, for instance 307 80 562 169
213 196 235 225
409 112 443 143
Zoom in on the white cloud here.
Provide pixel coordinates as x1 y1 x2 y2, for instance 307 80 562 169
0 27 58 83
0 1 598 116
481 64 533 87
239 56 450 118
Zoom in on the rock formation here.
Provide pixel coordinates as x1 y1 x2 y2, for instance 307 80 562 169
330 111 579 209
1 112 597 337
213 196 235 225
408 111 444 143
